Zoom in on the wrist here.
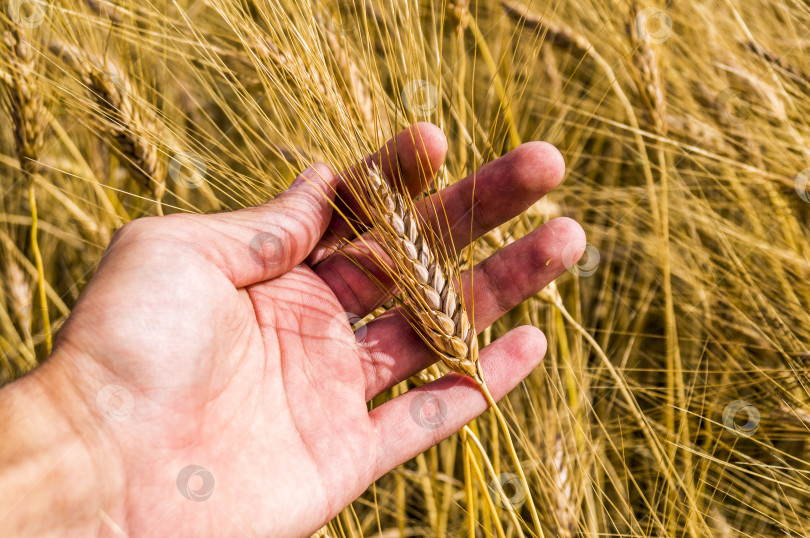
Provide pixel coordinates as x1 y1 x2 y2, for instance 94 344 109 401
0 347 126 536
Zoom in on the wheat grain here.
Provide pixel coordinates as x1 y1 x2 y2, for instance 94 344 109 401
365 164 482 380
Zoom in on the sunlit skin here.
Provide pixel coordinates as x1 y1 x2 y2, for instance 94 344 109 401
0 123 585 537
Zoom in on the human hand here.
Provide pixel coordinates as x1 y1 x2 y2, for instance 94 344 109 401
0 123 585 537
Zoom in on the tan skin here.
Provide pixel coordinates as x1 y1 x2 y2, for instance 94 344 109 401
0 123 584 537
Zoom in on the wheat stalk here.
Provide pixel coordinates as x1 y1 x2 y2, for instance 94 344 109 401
365 163 482 381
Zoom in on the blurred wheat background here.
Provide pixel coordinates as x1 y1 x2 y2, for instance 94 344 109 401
2 0 809 536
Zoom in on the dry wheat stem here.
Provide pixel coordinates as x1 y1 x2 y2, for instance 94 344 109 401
463 425 527 538
366 163 482 381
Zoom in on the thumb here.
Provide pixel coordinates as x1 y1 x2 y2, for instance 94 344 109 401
199 163 339 287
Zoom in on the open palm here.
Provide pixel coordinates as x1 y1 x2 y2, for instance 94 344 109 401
48 123 584 537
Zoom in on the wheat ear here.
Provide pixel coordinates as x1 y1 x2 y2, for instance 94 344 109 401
3 28 46 176
49 41 166 203
627 2 667 134
366 164 482 381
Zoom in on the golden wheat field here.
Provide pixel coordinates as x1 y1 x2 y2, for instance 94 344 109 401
2 0 810 535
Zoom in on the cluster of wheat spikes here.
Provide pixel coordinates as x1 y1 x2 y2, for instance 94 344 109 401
2 0 810 536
